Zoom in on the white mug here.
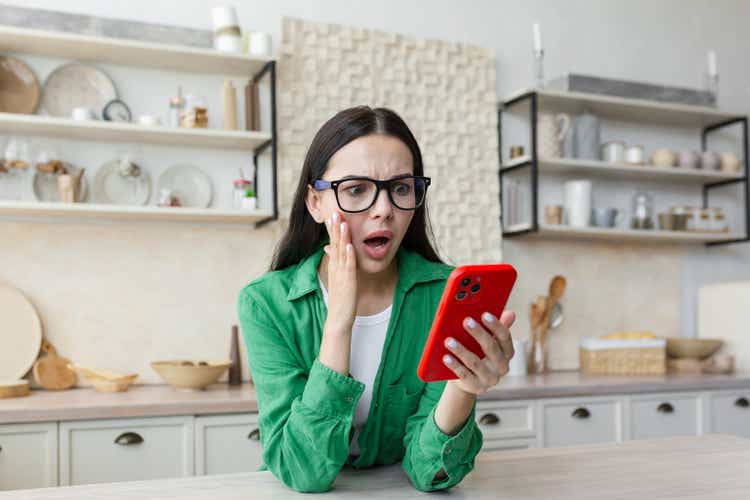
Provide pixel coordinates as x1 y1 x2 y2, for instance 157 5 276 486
248 31 272 57
564 179 593 227
71 107 95 121
537 113 571 158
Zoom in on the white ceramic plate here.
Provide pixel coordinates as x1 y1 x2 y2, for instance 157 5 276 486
0 284 42 380
32 166 89 202
41 63 117 119
156 164 213 208
93 160 151 205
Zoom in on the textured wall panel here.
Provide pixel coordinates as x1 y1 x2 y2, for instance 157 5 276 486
276 17 501 264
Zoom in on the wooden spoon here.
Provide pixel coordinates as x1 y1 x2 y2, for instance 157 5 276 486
539 276 567 347
33 339 77 390
528 300 545 373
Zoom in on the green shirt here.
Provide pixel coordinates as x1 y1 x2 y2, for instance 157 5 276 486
237 245 482 493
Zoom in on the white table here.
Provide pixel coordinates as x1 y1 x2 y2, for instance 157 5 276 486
2 435 748 499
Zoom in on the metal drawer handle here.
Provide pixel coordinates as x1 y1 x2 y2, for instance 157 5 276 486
735 397 749 408
479 413 501 426
114 432 144 446
571 407 591 419
657 402 675 414
247 428 261 441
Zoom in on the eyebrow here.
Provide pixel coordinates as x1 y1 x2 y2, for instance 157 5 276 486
337 173 414 181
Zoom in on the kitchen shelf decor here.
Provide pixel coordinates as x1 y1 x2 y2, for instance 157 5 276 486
0 25 278 227
498 88 749 246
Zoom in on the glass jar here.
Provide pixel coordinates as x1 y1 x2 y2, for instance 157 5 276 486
168 87 185 128
711 207 728 232
696 209 711 232
631 190 654 229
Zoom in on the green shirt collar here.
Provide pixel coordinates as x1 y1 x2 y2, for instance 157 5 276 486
286 245 451 301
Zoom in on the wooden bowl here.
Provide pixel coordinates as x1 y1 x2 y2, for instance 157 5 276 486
666 338 723 360
150 360 231 391
70 364 138 392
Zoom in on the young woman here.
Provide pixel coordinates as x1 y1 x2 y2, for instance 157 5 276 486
237 106 516 493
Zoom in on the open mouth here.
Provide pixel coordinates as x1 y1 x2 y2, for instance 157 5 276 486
364 236 390 248
361 231 393 260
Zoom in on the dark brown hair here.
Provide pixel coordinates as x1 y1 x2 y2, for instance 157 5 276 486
270 106 441 271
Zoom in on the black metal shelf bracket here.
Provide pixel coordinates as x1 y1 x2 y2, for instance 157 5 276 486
250 60 278 229
498 91 538 238
702 116 750 247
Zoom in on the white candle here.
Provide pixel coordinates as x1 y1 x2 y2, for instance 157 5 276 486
708 50 717 76
533 22 542 53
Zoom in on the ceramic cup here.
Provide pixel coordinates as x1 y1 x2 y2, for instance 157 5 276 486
651 148 677 167
625 145 645 165
537 113 572 158
678 150 701 169
592 207 622 228
138 115 162 126
563 179 592 227
720 153 741 173
702 151 721 171
71 107 95 121
545 205 563 225
601 141 626 163
507 339 528 376
572 112 601 160
248 31 272 57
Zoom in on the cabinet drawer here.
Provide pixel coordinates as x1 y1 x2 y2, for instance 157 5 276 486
195 413 263 475
709 390 750 438
543 397 622 447
475 400 535 439
60 416 194 486
630 394 700 440
0 422 58 490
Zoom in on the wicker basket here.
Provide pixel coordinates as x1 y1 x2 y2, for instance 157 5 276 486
579 338 666 375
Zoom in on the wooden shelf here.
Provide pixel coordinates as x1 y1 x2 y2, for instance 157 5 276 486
501 155 745 183
0 201 273 224
502 88 743 127
0 113 271 150
504 222 744 244
0 25 271 76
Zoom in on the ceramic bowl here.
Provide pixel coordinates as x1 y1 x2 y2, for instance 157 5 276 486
151 360 231 391
69 364 138 393
651 148 677 167
666 338 723 360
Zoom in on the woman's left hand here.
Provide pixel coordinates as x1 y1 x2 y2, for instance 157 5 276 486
443 310 517 395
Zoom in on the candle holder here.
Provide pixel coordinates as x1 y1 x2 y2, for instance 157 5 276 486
533 49 545 89
705 72 719 104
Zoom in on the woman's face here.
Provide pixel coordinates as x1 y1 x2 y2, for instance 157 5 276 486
306 133 415 275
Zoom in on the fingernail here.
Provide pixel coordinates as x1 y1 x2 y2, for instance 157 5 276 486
340 222 346 233
482 312 495 323
466 317 477 328
332 212 339 222
445 337 457 349
443 355 454 365
346 243 352 253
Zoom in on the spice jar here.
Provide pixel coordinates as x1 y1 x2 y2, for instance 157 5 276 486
168 86 185 128
180 94 208 128
696 209 711 232
711 207 728 232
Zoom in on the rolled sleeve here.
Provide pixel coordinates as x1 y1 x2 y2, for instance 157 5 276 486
419 405 481 473
301 358 365 419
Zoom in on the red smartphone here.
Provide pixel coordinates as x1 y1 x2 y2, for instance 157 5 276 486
417 264 517 382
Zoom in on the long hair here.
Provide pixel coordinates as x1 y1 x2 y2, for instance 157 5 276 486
270 106 442 271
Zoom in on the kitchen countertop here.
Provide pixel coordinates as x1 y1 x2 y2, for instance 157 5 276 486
3 435 748 499
2 371 749 424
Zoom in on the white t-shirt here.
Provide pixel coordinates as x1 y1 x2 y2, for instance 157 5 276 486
318 274 391 457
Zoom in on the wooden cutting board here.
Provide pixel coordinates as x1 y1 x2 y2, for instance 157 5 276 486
0 284 42 380
32 339 76 390
698 281 750 372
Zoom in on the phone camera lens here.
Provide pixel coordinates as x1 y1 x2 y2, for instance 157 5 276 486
456 290 467 300
461 277 471 287
470 283 481 293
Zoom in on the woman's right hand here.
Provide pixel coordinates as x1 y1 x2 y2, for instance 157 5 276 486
318 212 358 376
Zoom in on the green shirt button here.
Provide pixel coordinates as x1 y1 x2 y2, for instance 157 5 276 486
345 396 354 403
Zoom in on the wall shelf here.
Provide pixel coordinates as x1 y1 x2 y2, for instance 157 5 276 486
498 89 750 247
0 201 273 224
501 155 744 184
503 88 742 128
0 112 272 150
504 222 744 245
0 25 270 76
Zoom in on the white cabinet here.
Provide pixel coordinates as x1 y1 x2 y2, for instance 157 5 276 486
542 397 623 447
475 399 536 452
707 390 750 438
629 393 701 440
195 413 263 475
59 416 194 486
0 423 57 491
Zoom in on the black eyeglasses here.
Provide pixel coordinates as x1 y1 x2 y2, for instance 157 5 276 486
313 175 431 213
